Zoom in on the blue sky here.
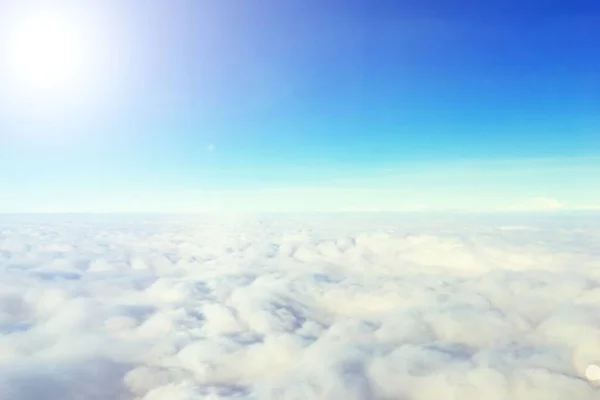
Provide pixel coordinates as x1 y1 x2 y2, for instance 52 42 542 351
1 0 599 212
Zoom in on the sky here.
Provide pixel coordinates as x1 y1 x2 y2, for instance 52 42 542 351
1 0 600 212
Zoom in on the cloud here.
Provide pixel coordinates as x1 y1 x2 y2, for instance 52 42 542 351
506 197 567 212
528 197 565 210
0 214 600 399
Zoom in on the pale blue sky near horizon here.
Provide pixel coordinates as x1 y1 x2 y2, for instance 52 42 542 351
1 0 599 212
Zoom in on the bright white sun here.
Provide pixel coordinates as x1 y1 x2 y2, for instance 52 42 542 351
6 11 87 93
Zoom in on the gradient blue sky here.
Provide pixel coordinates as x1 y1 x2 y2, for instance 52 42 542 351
1 0 599 212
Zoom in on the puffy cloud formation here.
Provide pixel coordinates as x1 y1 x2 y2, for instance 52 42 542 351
0 213 599 399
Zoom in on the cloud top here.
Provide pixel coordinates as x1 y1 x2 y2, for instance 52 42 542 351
0 214 599 399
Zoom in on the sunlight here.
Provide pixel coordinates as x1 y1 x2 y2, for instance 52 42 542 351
0 4 123 141
6 11 89 93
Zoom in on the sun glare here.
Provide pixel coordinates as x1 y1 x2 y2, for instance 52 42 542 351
6 11 88 93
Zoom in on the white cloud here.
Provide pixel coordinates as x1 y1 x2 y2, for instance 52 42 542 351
0 214 600 399
528 197 565 210
506 197 567 212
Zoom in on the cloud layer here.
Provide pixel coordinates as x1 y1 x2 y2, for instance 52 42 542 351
0 213 599 399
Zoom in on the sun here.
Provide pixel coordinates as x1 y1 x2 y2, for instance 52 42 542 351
6 11 88 93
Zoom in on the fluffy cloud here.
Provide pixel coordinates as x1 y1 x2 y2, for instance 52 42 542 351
0 214 599 399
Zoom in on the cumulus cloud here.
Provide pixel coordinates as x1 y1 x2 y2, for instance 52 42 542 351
0 214 599 399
